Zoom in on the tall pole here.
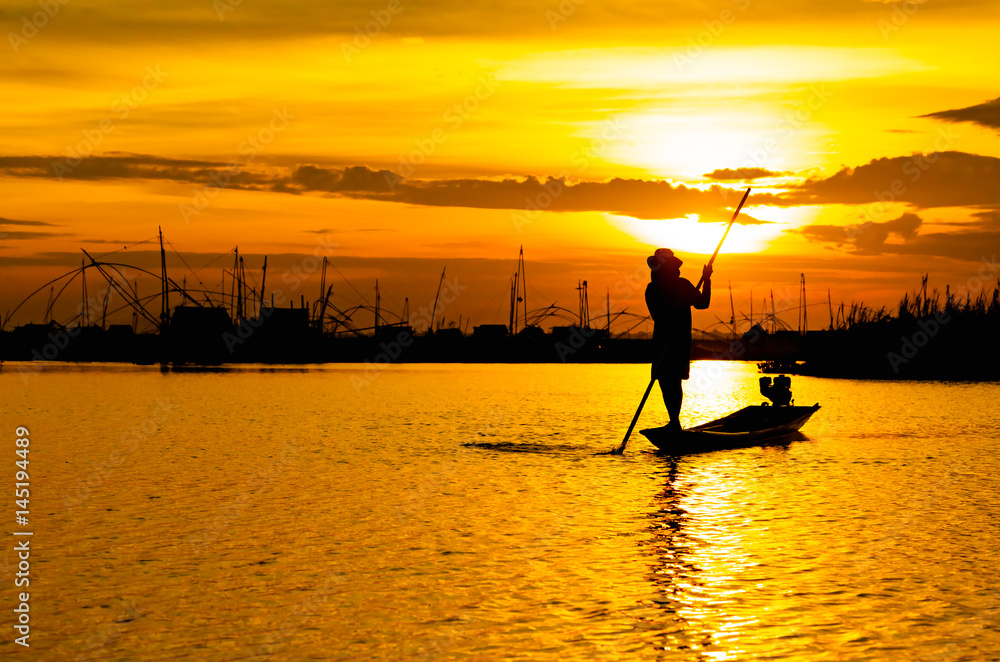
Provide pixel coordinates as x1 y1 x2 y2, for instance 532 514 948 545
577 280 583 326
230 247 239 320
133 279 139 332
770 289 776 333
260 256 268 310
728 281 735 327
159 227 169 333
318 257 327 326
510 272 518 335
430 267 446 334
521 249 527 331
828 289 834 331
81 260 89 327
801 273 808 335
696 187 750 290
606 287 611 337
238 256 246 321
101 287 111 329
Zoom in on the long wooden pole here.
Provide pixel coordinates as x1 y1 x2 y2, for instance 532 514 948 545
611 187 750 455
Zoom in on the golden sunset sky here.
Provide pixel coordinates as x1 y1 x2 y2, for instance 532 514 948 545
2 0 999 333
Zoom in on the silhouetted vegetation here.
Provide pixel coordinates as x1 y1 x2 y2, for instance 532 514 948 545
801 275 1000 379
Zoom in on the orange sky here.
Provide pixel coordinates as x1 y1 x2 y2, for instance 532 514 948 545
2 0 999 334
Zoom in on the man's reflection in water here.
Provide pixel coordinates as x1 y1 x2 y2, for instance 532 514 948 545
644 459 720 659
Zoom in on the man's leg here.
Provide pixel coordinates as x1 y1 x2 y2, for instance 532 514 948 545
659 378 683 429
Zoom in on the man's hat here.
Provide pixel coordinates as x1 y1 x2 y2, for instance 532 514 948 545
647 248 682 270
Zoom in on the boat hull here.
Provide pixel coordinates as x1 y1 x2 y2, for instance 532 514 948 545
640 404 820 453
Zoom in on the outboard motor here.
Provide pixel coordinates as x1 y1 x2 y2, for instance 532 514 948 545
760 374 793 406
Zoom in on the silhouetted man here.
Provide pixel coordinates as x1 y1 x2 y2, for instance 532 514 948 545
645 248 712 431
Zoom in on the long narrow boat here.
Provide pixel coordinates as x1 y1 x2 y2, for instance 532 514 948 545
640 403 820 453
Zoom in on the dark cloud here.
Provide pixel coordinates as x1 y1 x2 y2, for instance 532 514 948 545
785 151 1000 208
971 210 1000 227
921 97 1000 132
9 150 999 227
0 153 776 222
703 167 789 181
798 213 922 255
0 216 63 242
0 231 65 241
303 227 393 233
290 165 397 193
284 169 768 223
0 153 277 189
0 217 57 227
797 212 1000 262
80 238 146 245
2 155 769 222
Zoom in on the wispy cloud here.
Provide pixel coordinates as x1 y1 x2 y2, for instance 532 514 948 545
494 47 929 88
0 217 57 227
0 216 64 242
704 167 790 181
921 96 1000 132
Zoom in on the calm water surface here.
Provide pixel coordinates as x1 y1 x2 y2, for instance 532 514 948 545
1 361 998 660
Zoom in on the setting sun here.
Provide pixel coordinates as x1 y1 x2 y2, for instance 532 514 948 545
607 210 782 256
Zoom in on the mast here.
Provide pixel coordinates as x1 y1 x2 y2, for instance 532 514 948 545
828 289 834 331
799 273 808 335
244 258 249 317
770 289 776 333
81 260 89 327
728 281 735 327
374 279 380 334
101 287 111 329
44 286 54 324
230 247 239 320
317 257 328 327
318 285 333 332
159 227 169 332
260 256 267 310
430 267 446 333
509 271 518 334
519 246 527 330
606 287 611 337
